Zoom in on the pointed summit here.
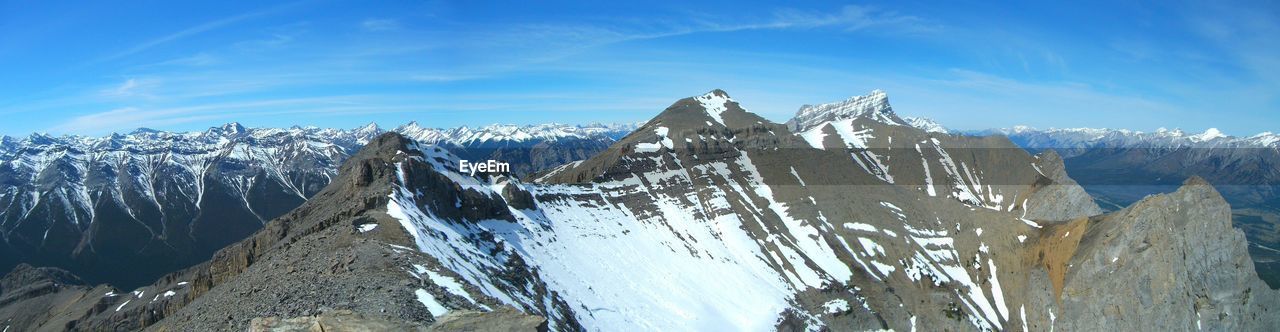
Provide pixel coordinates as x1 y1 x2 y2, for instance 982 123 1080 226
903 116 948 133
786 90 902 132
642 89 765 131
1183 175 1212 187
398 121 421 129
1190 128 1227 142
221 122 246 134
353 122 381 137
26 132 56 145
693 89 734 126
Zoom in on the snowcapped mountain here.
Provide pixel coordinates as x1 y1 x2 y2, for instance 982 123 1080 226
377 90 1272 331
2 90 1276 331
786 89 904 131
394 122 635 147
991 126 1279 155
0 122 362 288
0 121 632 288
355 90 1116 331
903 116 949 133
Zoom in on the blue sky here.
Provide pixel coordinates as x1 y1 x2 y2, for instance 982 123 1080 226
1 0 1277 136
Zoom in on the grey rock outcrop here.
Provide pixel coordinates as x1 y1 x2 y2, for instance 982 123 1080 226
1044 177 1280 330
249 310 430 332
1023 150 1104 220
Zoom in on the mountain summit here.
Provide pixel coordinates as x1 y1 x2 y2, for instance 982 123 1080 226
787 90 903 132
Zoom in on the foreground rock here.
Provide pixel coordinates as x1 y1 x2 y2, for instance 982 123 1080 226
1042 177 1280 330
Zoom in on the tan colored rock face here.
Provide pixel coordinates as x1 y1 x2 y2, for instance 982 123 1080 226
250 310 429 332
1030 217 1089 302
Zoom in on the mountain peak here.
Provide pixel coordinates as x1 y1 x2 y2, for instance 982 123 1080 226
221 122 246 134
1190 128 1227 142
355 122 380 132
640 89 758 130
902 116 948 133
693 90 736 126
1183 175 1212 187
786 89 902 132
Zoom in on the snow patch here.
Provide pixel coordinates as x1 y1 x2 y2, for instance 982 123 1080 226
822 299 850 314
696 92 731 126
843 222 878 232
415 288 450 317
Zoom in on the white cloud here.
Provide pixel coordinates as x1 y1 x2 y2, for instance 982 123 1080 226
48 96 427 134
362 18 400 31
153 52 219 67
100 78 160 98
765 5 935 33
50 107 221 134
450 4 937 75
96 3 297 63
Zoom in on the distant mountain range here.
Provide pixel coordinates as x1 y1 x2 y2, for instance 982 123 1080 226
979 126 1280 208
0 122 633 288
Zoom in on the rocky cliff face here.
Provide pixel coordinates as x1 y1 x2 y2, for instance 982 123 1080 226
1044 177 1279 330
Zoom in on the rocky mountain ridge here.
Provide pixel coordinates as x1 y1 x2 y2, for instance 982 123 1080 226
0 89 1275 331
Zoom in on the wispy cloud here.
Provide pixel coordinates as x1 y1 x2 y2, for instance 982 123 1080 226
51 107 226 133
361 18 400 31
100 78 160 98
605 4 933 42
149 52 220 67
408 74 486 82
1185 2 1280 84
49 96 377 134
95 2 297 63
454 5 936 75
756 5 935 33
